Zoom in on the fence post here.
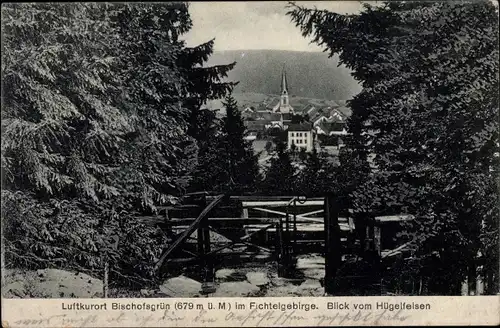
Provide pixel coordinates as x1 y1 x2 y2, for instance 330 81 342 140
277 220 286 277
293 198 298 255
324 193 341 295
199 194 216 295
374 225 381 256
197 194 214 284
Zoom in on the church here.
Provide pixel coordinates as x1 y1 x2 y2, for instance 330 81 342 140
242 65 294 130
272 65 294 114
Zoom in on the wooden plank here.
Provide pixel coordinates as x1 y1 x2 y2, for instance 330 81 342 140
167 216 343 224
206 224 274 256
381 240 413 258
348 217 356 231
167 253 273 264
144 215 346 223
184 191 209 197
168 217 282 224
207 225 272 253
295 238 348 244
154 194 226 272
243 200 324 207
156 204 200 210
207 195 324 201
244 223 350 232
252 208 324 223
300 209 324 217
375 215 414 223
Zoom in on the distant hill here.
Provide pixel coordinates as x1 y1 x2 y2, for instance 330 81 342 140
205 92 352 118
206 50 362 101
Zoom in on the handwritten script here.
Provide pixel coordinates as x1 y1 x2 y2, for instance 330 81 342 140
13 308 410 327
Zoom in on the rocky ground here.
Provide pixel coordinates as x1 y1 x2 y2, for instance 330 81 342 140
2 254 326 298
3 268 104 298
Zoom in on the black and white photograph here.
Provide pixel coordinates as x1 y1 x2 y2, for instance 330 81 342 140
1 0 499 303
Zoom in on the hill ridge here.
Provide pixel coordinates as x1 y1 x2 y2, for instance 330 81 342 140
207 49 362 101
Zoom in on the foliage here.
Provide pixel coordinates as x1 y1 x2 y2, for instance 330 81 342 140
260 139 297 195
1 3 234 287
288 0 499 294
189 94 261 194
220 94 261 193
297 147 338 197
265 140 274 153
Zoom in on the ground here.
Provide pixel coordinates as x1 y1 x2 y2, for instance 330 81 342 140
2 254 326 298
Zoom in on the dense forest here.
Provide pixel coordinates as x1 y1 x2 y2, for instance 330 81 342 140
2 1 498 295
288 0 499 294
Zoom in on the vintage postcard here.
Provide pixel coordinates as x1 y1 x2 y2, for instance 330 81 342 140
1 1 499 327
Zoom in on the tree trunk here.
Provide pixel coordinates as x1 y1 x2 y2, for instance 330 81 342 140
467 264 477 295
103 260 109 298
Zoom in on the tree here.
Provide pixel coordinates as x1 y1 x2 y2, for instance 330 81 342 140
297 147 338 197
288 0 499 294
1 3 237 287
221 94 261 193
2 3 132 279
265 140 274 153
189 94 261 194
261 139 297 195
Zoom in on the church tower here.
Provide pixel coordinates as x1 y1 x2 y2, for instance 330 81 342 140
273 64 294 113
280 65 289 107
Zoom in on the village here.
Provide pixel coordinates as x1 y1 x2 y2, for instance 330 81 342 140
240 67 349 160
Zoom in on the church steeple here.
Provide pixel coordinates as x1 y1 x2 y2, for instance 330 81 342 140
272 63 294 114
280 64 289 107
281 64 288 95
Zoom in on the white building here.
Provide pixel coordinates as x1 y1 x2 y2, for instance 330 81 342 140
287 123 315 152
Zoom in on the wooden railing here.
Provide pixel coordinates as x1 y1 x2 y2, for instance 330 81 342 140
135 192 415 295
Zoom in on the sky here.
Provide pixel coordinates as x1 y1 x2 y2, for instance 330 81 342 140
184 1 370 52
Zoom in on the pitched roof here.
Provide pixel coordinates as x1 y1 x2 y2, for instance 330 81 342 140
247 112 282 121
306 106 320 118
335 106 352 117
244 121 267 130
317 121 346 134
288 122 313 131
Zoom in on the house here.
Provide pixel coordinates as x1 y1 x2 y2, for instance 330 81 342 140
316 121 348 136
287 123 315 152
302 104 319 118
244 120 267 131
311 106 347 127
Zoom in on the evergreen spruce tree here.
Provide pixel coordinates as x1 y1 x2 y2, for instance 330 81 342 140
188 109 229 193
298 147 337 197
261 139 297 195
288 0 499 294
189 94 260 194
221 94 261 193
1 3 239 286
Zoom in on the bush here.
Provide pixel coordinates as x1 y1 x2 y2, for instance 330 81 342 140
2 190 167 288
